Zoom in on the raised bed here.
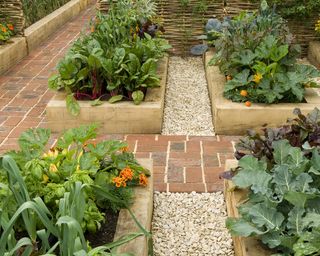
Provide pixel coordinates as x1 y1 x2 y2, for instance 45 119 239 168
0 37 28 75
114 158 154 255
308 41 320 69
204 51 320 135
46 56 168 133
224 159 271 256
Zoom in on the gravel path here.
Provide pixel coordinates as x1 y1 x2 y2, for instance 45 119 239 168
152 192 234 256
162 57 214 135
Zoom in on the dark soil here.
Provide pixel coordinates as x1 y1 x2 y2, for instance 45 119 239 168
86 208 120 248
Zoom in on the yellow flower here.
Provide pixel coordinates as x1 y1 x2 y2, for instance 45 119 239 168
253 73 263 84
43 174 49 183
49 163 58 173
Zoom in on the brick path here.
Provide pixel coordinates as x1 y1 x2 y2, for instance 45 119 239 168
0 5 240 192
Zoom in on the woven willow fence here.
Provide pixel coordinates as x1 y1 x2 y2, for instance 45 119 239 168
0 0 25 35
97 0 317 56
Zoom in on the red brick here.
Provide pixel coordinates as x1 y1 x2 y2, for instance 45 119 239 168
137 143 167 152
170 152 200 159
186 167 203 183
167 164 184 183
206 182 223 192
204 167 224 183
3 116 22 126
188 136 218 141
8 126 28 138
157 135 186 143
134 152 150 158
154 183 167 192
126 134 156 142
186 141 201 153
169 183 205 193
153 166 165 174
154 173 165 183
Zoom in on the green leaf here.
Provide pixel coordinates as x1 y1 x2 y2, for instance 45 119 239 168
224 69 251 92
261 232 282 248
287 207 305 235
132 90 144 105
284 191 318 208
91 98 103 106
232 156 271 194
273 165 294 194
270 45 288 62
108 95 123 103
230 49 256 66
273 140 291 165
58 58 78 80
226 218 264 237
48 74 59 90
249 203 284 230
302 213 320 229
66 94 80 116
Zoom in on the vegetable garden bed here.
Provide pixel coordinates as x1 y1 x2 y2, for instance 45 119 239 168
224 159 271 256
46 56 168 133
204 51 320 135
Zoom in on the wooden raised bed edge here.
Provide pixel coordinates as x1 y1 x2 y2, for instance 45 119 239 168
224 159 271 256
46 56 169 134
114 158 154 256
204 50 320 135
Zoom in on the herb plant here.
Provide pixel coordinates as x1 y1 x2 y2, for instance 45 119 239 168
48 0 170 115
207 0 320 104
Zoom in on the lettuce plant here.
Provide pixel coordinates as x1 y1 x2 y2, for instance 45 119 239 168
207 0 320 104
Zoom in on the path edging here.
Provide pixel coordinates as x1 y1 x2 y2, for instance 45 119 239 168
114 158 153 256
25 0 93 53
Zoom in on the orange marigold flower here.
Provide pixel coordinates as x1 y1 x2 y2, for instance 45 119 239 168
7 24 14 31
1 27 7 33
120 167 133 181
112 176 126 188
121 146 129 152
240 90 248 97
139 174 148 186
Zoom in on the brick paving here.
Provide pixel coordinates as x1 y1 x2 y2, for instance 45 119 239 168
0 5 241 192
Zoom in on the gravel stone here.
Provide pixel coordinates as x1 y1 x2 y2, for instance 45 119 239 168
162 57 214 135
152 192 234 256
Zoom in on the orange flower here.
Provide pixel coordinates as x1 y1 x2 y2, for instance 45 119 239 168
120 167 133 181
1 27 7 33
7 24 14 31
139 174 148 186
240 90 248 97
112 176 126 188
121 146 129 152
91 26 95 33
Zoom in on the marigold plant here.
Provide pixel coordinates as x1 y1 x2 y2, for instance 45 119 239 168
0 22 14 44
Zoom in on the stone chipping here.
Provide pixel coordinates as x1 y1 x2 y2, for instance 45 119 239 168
162 57 214 136
152 191 234 256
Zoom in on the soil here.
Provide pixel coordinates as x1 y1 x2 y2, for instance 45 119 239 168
86 208 120 248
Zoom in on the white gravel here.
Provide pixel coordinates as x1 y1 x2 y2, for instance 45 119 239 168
162 57 214 135
152 192 234 256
